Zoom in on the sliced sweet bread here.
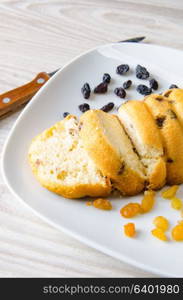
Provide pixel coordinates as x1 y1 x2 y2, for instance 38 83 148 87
144 94 183 185
118 100 166 189
28 115 111 198
163 89 183 127
79 109 146 196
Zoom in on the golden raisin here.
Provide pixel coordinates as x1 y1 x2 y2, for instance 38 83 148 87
161 185 179 199
153 216 169 231
171 197 182 210
141 190 155 213
151 228 168 241
120 203 141 218
93 198 112 210
172 224 183 241
124 223 136 238
86 201 92 206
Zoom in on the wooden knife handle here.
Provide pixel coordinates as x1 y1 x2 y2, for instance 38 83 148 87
0 72 50 119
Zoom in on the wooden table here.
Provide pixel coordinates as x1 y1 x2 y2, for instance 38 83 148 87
0 0 182 277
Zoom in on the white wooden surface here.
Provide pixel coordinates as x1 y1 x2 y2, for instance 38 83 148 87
0 0 183 277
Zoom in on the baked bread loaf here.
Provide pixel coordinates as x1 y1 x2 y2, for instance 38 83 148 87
79 109 146 196
28 115 111 198
163 89 183 127
144 94 183 185
118 100 166 189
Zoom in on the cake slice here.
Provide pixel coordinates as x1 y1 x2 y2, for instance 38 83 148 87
28 115 111 198
144 94 183 185
118 100 166 189
79 109 146 196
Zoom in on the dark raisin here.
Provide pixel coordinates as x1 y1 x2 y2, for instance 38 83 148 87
78 122 83 131
100 102 114 112
103 73 111 84
123 80 132 89
144 180 150 190
63 112 70 118
78 103 90 113
81 83 91 99
156 116 166 128
137 84 152 95
163 90 172 97
114 87 126 98
136 64 149 79
167 109 177 119
149 79 158 90
133 147 139 155
155 96 163 101
167 158 174 163
169 84 178 89
94 82 108 94
116 64 129 75
118 162 125 175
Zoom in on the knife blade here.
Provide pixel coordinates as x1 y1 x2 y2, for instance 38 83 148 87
0 36 145 119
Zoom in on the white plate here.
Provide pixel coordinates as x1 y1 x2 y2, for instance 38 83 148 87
2 43 183 277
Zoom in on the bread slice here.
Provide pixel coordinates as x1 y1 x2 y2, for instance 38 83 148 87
118 100 166 189
144 94 183 185
163 89 183 127
79 109 146 196
28 115 111 198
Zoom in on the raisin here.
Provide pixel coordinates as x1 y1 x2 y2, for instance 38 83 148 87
93 198 112 210
133 147 139 155
94 82 108 94
100 102 114 112
78 103 90 113
116 64 129 75
123 80 132 89
155 96 163 101
103 73 111 84
169 84 178 89
167 158 174 163
137 84 152 95
149 79 158 90
118 162 125 175
120 203 141 218
161 185 179 199
136 64 149 79
114 87 126 98
171 197 182 210
172 224 183 241
151 228 168 241
63 112 70 118
153 216 169 232
81 83 91 99
124 223 136 238
141 190 155 213
167 109 177 119
156 116 166 128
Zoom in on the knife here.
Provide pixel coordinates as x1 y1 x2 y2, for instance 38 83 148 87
0 36 145 119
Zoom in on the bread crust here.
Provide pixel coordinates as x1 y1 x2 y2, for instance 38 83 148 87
28 115 111 199
163 89 183 127
29 168 111 198
118 100 166 189
79 110 145 196
144 94 183 185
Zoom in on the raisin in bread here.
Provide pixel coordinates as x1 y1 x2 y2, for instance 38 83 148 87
28 115 111 198
118 100 166 189
79 109 146 196
144 94 183 185
163 89 183 127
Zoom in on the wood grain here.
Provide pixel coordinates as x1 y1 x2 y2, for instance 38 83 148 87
0 0 182 277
